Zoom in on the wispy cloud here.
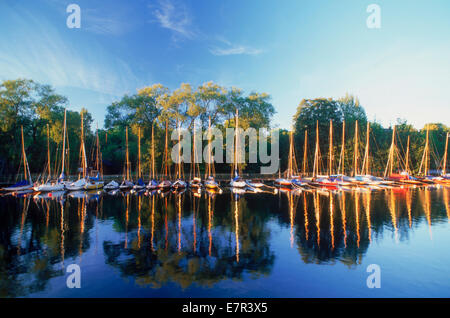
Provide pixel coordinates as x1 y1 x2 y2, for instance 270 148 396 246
0 6 139 97
210 45 263 56
83 14 130 36
209 38 263 56
151 0 195 40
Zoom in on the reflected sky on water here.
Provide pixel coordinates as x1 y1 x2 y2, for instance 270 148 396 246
0 186 449 298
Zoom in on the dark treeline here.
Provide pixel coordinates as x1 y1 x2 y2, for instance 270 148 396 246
0 79 448 179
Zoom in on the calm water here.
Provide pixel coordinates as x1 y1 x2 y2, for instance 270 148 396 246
0 186 449 298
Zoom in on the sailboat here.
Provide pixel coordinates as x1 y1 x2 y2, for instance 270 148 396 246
132 127 146 191
104 127 120 191
203 117 220 191
330 120 354 186
119 126 134 190
172 123 187 190
230 109 246 188
34 123 65 192
3 126 34 192
158 121 172 189
190 121 202 189
85 123 104 190
352 122 385 187
66 112 88 191
147 123 159 190
276 129 307 188
443 132 450 179
103 127 119 190
397 135 422 185
310 121 339 189
275 129 295 187
434 132 450 184
384 126 420 185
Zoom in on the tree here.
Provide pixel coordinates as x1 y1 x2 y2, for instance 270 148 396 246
0 79 68 175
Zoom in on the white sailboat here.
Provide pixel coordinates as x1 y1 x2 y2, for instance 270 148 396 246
352 122 384 187
34 123 65 192
147 123 159 190
189 121 202 189
172 123 187 190
104 126 120 190
85 124 104 190
3 126 34 192
66 112 88 191
104 180 119 190
230 109 246 188
132 127 146 191
119 126 134 190
433 132 450 184
204 117 220 190
158 121 172 189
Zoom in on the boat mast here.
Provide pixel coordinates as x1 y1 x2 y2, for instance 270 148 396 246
288 130 293 178
234 109 239 177
81 112 87 178
338 120 346 176
328 120 333 176
151 123 155 180
361 122 370 175
302 130 308 177
443 132 449 175
312 121 319 178
384 125 396 178
61 109 66 179
424 127 430 176
138 126 141 179
96 123 100 172
192 121 196 179
126 126 130 180
353 120 359 177
207 117 212 178
47 123 51 180
21 126 28 181
405 135 410 174
177 122 181 179
419 126 430 176
164 121 169 179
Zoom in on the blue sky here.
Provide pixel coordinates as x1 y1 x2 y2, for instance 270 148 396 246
1 0 449 129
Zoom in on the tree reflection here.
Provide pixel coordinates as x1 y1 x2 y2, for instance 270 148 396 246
102 191 276 289
0 186 449 296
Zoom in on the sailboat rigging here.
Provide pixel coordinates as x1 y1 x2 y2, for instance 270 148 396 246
147 122 159 190
66 112 89 191
3 126 33 192
119 126 134 190
230 109 246 189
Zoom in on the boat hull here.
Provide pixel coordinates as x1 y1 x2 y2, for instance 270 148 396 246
34 183 65 192
85 181 104 190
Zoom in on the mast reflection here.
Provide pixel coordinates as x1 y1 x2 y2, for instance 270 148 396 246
340 192 347 248
1 186 449 295
388 189 398 242
364 192 372 242
234 198 240 263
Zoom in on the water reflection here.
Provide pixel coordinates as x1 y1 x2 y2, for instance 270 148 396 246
0 186 449 296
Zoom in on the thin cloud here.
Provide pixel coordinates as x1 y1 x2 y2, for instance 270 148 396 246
151 0 195 40
0 7 139 97
210 38 263 56
83 15 130 36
